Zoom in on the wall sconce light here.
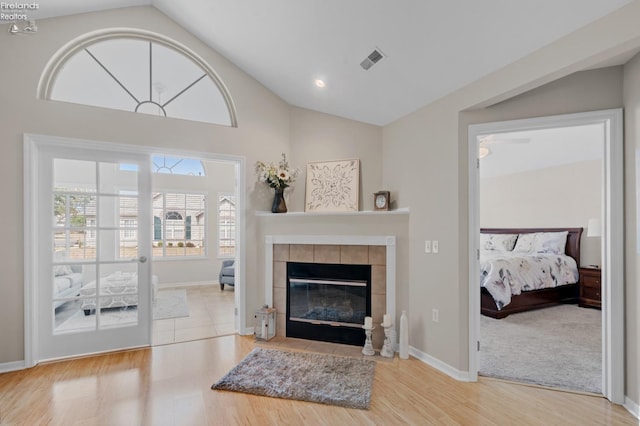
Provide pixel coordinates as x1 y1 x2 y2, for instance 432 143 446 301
8 20 37 35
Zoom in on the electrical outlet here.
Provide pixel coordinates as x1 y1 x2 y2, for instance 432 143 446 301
432 308 439 322
432 240 439 253
424 240 431 253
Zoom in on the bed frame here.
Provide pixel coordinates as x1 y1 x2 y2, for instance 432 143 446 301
480 227 583 319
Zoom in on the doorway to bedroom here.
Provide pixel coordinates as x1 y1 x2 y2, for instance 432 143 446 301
468 109 624 403
477 124 603 393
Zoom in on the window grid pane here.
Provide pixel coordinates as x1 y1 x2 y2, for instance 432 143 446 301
153 191 205 258
218 195 236 258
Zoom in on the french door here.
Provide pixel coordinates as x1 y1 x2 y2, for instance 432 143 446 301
28 137 152 361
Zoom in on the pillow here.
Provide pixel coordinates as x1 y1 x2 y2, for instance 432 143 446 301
513 231 569 254
531 231 568 254
512 233 538 253
480 233 518 251
53 264 73 277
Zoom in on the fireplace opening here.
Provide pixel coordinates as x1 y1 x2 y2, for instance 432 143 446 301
286 262 371 346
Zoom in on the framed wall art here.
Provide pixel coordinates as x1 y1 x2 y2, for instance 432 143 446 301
305 159 360 212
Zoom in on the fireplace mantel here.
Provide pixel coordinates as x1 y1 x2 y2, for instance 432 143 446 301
256 207 409 217
264 235 396 343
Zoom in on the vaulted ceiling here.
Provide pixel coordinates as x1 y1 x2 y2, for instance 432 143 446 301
26 0 633 125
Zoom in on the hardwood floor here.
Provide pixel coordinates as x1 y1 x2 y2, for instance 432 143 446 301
0 335 636 425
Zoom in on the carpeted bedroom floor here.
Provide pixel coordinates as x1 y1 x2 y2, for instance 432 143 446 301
479 304 601 394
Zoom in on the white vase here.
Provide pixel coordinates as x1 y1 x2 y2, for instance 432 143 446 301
399 310 409 359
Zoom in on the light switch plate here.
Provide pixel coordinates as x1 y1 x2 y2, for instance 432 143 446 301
432 240 439 253
425 240 431 253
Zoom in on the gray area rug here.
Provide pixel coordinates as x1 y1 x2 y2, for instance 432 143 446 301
480 304 601 393
153 289 189 320
212 348 376 409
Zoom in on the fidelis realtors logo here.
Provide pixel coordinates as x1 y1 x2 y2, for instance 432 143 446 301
1 2 39 21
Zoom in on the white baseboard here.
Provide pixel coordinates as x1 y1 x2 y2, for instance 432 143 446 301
624 396 640 419
408 347 638 419
241 327 255 336
408 346 473 382
0 360 26 373
158 281 216 290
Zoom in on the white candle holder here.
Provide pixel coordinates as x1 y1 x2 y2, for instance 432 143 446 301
362 326 375 356
380 323 395 358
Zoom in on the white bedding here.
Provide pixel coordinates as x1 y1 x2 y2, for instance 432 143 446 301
80 272 158 313
480 250 579 310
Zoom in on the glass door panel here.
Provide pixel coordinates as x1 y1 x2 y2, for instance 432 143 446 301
39 147 151 360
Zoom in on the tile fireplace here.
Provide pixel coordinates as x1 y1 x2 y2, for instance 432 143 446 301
265 235 396 349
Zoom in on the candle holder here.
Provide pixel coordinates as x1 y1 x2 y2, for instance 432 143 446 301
380 323 395 358
362 326 375 356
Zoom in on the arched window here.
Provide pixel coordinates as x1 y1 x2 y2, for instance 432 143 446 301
39 29 237 127
153 155 205 176
165 211 183 220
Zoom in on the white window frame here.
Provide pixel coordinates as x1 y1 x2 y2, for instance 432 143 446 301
217 192 236 259
152 190 207 259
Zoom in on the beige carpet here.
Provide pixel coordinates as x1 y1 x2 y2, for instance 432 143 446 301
212 348 376 409
479 304 601 393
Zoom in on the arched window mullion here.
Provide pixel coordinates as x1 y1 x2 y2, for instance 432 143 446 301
148 42 153 104
162 74 207 109
84 48 140 104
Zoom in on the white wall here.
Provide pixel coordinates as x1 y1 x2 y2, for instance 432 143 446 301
623 49 640 408
480 159 602 266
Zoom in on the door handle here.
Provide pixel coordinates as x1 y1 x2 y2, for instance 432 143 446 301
138 256 148 263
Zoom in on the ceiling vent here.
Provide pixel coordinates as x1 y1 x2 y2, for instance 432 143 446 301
360 48 385 71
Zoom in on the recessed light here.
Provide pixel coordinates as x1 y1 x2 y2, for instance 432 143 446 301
314 79 326 88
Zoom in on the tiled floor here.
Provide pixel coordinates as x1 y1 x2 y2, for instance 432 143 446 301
152 284 236 345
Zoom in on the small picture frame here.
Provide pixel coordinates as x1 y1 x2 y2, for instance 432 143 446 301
305 159 360 212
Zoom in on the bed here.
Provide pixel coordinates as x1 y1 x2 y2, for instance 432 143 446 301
480 227 583 319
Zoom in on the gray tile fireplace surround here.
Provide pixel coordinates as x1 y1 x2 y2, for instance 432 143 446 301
265 235 396 350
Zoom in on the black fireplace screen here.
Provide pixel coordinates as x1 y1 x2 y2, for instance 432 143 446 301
289 278 367 327
286 262 371 346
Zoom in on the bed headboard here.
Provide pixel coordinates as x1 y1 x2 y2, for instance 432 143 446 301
480 227 583 267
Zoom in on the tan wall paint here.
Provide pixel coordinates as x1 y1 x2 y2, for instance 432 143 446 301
0 6 292 363
257 106 410 322
0 7 394 365
383 1 639 405
287 106 384 212
480 159 602 267
0 1 637 408
623 51 640 406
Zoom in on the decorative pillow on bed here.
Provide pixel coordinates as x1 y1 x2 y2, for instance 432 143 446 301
480 233 518 251
512 233 537 253
513 231 568 254
531 231 568 254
